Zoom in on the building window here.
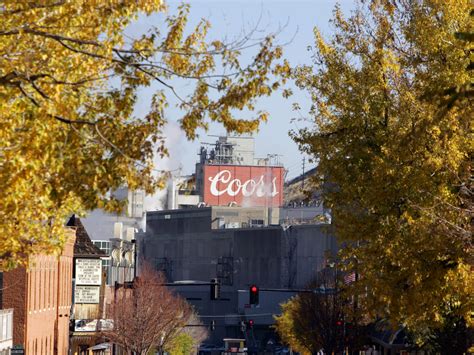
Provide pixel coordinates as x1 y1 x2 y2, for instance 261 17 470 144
42 262 45 309
46 262 50 309
250 219 264 227
48 261 52 308
28 270 32 311
94 241 112 282
52 268 56 307
32 268 36 310
93 240 111 256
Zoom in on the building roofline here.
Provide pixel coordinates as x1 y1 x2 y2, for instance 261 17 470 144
199 163 284 168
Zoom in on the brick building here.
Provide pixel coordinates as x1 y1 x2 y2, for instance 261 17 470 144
1 228 76 354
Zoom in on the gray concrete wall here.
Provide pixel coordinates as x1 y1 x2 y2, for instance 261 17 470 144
291 224 337 287
141 209 338 289
232 228 282 288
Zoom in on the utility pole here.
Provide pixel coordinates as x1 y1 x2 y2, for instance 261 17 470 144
302 157 306 190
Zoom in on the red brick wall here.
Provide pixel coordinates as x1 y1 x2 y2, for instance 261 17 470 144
56 230 75 355
3 228 76 355
3 267 27 346
25 254 59 354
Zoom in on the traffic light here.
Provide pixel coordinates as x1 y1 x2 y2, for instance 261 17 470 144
210 278 220 300
249 284 259 305
247 319 254 329
210 320 216 331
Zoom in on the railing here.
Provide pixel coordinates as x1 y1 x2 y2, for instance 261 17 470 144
0 309 13 351
177 189 200 195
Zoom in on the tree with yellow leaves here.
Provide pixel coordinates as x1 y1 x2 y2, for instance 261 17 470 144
274 297 310 355
292 0 473 336
0 1 289 267
275 269 368 354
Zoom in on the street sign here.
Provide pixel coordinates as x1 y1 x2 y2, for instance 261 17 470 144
75 258 102 285
11 345 24 354
75 285 100 303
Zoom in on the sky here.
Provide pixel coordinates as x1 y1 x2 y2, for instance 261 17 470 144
127 0 355 180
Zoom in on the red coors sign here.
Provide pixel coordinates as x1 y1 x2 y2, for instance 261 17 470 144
202 165 284 207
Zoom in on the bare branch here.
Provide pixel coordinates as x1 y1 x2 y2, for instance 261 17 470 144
105 265 194 354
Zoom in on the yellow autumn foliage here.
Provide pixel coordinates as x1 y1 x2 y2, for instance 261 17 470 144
0 1 289 267
274 298 311 355
292 0 473 331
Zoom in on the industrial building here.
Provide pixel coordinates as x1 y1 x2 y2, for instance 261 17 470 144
142 207 335 288
137 136 337 351
167 136 285 210
74 135 333 351
140 207 336 350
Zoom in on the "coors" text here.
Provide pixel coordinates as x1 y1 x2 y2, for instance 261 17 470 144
208 170 279 197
